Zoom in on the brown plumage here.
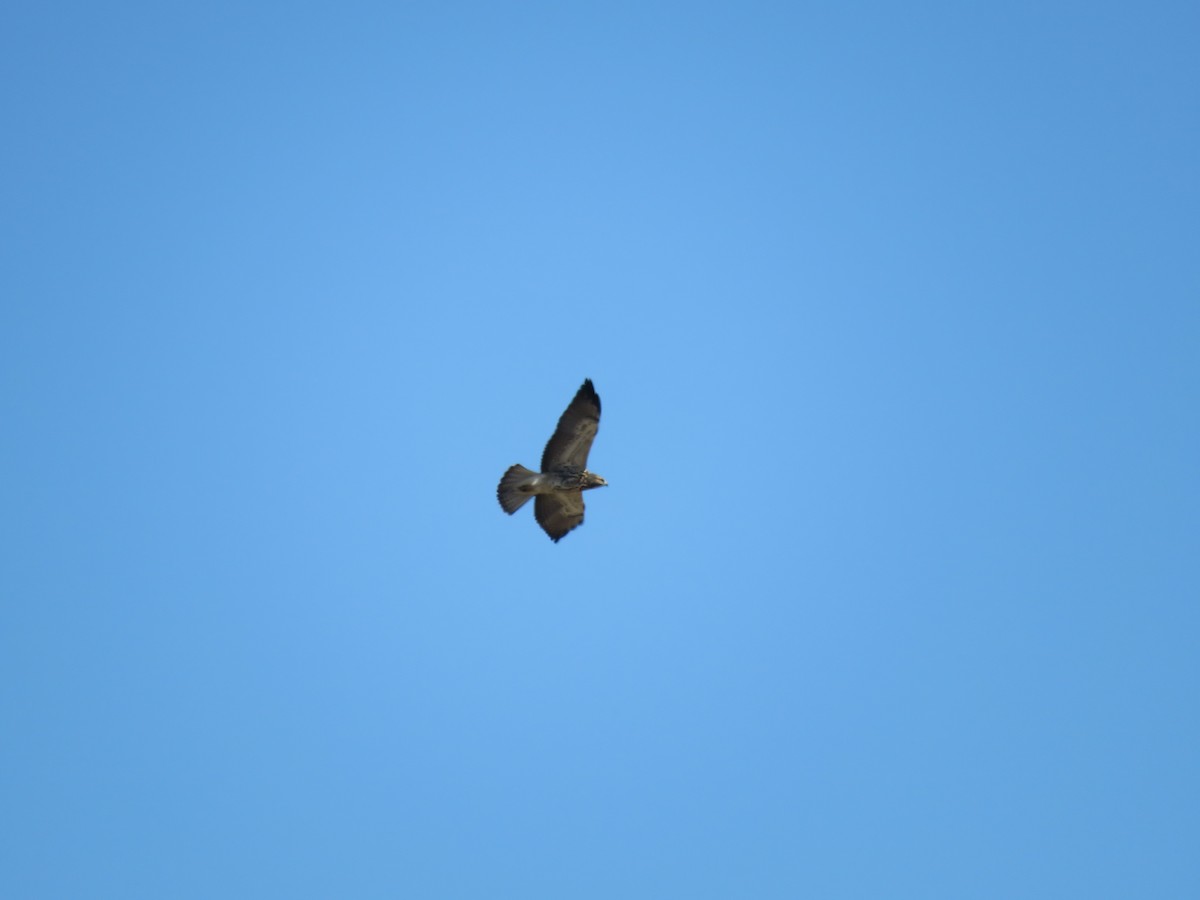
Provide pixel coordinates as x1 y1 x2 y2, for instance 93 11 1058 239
497 379 607 542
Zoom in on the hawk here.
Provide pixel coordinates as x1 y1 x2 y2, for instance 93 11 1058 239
497 378 607 542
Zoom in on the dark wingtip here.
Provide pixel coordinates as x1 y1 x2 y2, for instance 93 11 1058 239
546 521 583 543
580 378 600 414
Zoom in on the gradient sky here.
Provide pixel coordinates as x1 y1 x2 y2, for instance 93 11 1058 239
3 2 1198 897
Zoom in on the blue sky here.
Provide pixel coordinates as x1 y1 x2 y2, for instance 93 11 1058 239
2 2 1198 897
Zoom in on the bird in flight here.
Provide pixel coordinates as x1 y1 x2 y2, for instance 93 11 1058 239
497 379 607 542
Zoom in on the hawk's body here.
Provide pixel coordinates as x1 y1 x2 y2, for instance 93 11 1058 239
497 379 607 542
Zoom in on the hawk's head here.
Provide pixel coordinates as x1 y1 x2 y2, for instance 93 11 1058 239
581 471 608 490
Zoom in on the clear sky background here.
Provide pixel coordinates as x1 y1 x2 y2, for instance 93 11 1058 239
3 2 1198 897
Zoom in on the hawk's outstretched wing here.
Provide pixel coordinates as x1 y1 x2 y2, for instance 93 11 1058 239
541 379 601 471
535 492 586 543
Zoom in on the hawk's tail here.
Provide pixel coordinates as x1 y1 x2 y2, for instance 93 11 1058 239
497 464 537 514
